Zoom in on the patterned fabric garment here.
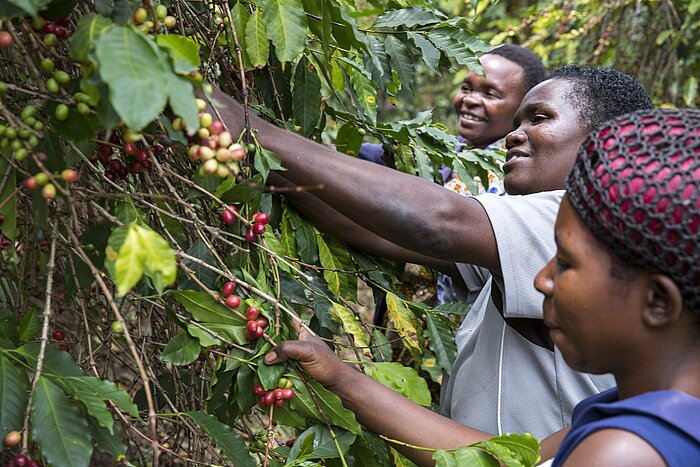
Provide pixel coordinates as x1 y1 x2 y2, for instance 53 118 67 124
436 137 505 306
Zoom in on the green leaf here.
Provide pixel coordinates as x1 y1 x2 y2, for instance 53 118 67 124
385 293 422 350
473 433 541 467
335 123 364 157
256 356 288 390
428 27 492 71
70 14 114 62
185 411 255 467
172 291 244 326
254 147 285 181
18 308 41 340
245 8 269 68
407 32 441 74
262 0 308 63
316 233 347 297
293 56 322 136
230 1 252 68
0 310 18 344
0 355 28 439
157 34 200 74
32 377 93 467
112 223 176 296
61 376 139 433
177 239 218 291
16 343 84 376
0 157 17 241
89 417 127 458
373 8 442 28
365 362 431 406
292 215 319 264
94 0 114 16
161 332 201 365
95 26 170 130
433 447 499 467
348 64 377 125
433 301 472 317
384 35 414 91
5 0 50 17
289 378 361 435
683 76 698 106
294 425 356 460
414 145 435 181
425 313 457 375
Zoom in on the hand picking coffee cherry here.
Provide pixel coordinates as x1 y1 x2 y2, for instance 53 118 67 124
222 281 235 297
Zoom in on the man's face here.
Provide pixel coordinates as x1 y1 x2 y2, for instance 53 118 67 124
503 79 590 195
452 54 526 148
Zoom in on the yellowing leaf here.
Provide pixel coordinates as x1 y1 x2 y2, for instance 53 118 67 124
330 302 371 357
114 224 147 296
385 292 421 350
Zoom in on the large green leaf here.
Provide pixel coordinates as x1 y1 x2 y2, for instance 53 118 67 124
32 377 93 467
291 425 356 461
407 32 441 74
473 433 541 467
373 8 442 28
0 355 28 439
5 0 50 17
70 14 114 62
245 8 269 68
425 313 457 375
161 332 201 365
384 35 415 91
293 56 322 136
156 34 200 74
365 362 431 406
185 411 255 467
95 26 170 130
16 343 84 376
289 378 361 435
427 27 492 72
262 0 308 63
230 1 252 68
347 63 377 125
173 290 244 326
433 447 498 467
61 376 139 434
89 417 127 458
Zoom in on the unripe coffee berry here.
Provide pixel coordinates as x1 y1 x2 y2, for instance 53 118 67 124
111 320 124 333
54 70 70 84
222 281 235 297
0 31 13 48
42 183 57 200
34 172 49 186
40 58 55 72
225 295 240 309
54 104 69 121
25 176 38 190
4 430 21 447
163 16 177 28
61 168 78 183
133 7 148 23
230 143 246 161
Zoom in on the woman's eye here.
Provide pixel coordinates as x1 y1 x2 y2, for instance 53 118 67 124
531 114 548 123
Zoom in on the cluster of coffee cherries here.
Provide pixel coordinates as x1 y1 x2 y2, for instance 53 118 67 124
220 281 269 341
91 131 162 181
0 104 43 162
253 377 295 408
133 4 178 33
33 17 72 49
220 208 270 243
4 431 43 466
25 168 78 200
182 99 248 179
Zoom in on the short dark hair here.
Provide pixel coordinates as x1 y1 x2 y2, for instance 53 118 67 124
488 44 546 92
548 65 653 131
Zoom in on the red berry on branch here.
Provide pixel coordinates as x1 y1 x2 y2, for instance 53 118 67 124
13 455 28 467
244 329 256 341
263 391 275 405
273 388 284 400
252 222 266 235
209 120 224 135
245 230 257 242
256 317 268 328
109 159 122 171
98 144 113 157
253 212 270 224
274 399 284 408
285 439 295 448
123 143 137 155
54 26 69 39
130 162 144 174
43 23 56 34
52 329 65 341
151 144 164 155
246 320 258 333
258 396 266 406
25 177 39 190
254 326 265 338
104 170 118 182
230 143 246 161
252 384 265 396
0 31 13 48
245 306 259 320
222 281 235 297
282 388 294 399
135 150 149 161
61 168 78 183
141 159 152 170
58 343 70 352
26 460 41 467
225 295 240 309
4 430 21 447
221 206 236 224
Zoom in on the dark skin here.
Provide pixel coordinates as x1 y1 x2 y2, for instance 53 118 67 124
265 197 700 466
213 78 584 277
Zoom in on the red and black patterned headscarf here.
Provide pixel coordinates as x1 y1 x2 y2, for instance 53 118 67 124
567 108 700 315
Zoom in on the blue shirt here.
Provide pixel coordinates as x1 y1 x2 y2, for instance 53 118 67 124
553 388 700 466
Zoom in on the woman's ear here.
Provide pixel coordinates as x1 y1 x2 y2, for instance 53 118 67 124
643 274 685 328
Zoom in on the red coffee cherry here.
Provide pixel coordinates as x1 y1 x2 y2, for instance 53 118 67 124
245 230 257 242
263 391 275 405
245 306 259 320
256 317 268 328
254 326 265 338
224 295 240 309
246 320 258 333
4 430 21 447
274 399 285 408
252 222 266 235
282 388 294 399
252 384 265 396
222 281 235 297
273 388 284 400
58 343 70 352
252 212 270 224
52 329 65 341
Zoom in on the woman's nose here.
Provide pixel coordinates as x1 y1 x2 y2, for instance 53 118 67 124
534 259 555 297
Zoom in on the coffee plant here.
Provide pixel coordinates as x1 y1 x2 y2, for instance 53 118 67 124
0 0 538 465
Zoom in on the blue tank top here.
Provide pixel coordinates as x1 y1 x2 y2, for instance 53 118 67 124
553 388 700 466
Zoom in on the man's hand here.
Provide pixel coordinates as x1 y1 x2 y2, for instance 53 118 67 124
263 325 349 390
